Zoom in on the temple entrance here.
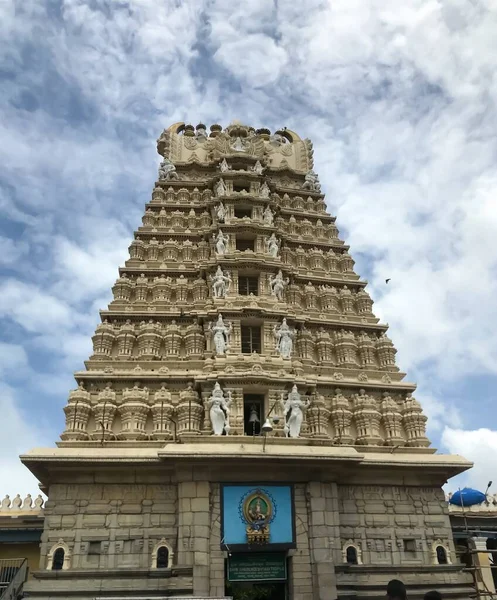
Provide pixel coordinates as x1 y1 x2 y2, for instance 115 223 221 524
226 580 286 600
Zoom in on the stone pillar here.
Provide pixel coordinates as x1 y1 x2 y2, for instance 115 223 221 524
291 484 313 600
306 482 339 600
209 483 226 597
472 537 496 595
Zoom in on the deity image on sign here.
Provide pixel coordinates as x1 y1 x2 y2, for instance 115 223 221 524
269 270 289 301
266 233 280 258
239 488 276 545
274 318 295 359
282 385 310 438
263 205 274 226
207 382 232 435
209 314 232 355
216 202 227 223
158 157 179 181
214 229 229 255
210 266 232 298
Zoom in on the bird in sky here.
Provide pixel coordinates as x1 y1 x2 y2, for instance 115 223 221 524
385 278 391 284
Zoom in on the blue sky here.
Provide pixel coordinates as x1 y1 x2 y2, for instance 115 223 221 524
1 0 497 496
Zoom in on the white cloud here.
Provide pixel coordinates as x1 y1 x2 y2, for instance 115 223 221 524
442 428 497 492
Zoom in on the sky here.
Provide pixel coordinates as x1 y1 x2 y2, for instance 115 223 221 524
1 0 496 498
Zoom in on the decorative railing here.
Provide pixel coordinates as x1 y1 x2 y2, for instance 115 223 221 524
0 558 28 600
0 494 44 514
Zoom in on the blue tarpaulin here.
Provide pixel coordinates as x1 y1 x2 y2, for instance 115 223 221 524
449 488 487 507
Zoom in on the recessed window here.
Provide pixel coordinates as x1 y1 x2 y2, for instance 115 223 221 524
239 276 258 296
346 546 358 565
241 325 261 354
234 207 252 219
436 545 448 565
236 238 255 252
233 184 250 193
404 539 416 553
243 394 264 436
156 546 169 568
88 541 101 555
52 548 65 571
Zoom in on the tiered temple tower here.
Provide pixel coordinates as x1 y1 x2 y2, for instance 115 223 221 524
22 122 473 600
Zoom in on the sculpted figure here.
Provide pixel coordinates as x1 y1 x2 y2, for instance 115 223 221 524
208 382 232 435
210 266 232 298
195 125 207 140
266 233 280 258
216 202 227 223
263 205 274 226
269 269 289 301
269 133 285 146
213 229 229 255
158 157 179 181
209 314 232 354
219 158 231 172
259 182 270 198
302 169 321 192
274 318 295 359
252 160 264 175
215 178 227 197
282 385 310 438
231 136 246 152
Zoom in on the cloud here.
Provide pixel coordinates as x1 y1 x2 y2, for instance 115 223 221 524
442 428 497 492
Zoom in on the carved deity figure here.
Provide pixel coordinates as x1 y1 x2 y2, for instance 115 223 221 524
263 205 274 226
207 382 232 435
210 266 232 298
214 229 230 255
158 157 179 181
302 169 321 192
282 385 310 438
231 136 247 152
259 182 270 198
274 318 295 359
216 202 227 223
252 160 264 175
215 178 227 197
269 133 285 146
219 158 231 172
266 233 280 258
195 125 207 140
269 269 289 301
209 314 232 355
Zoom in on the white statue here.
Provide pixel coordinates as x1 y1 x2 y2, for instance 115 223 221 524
216 202 227 223
215 178 227 197
266 233 280 258
260 182 270 198
282 385 310 438
263 205 274 226
302 169 321 192
252 160 264 175
158 158 179 181
208 382 232 435
213 229 229 255
269 133 285 146
219 158 231 173
231 136 246 152
209 314 232 354
274 318 295 358
269 269 289 301
195 125 207 140
210 266 232 298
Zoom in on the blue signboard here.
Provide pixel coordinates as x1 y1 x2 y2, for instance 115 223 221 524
221 484 295 550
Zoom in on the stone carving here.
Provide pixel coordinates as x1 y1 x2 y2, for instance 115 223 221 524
269 270 289 301
215 178 227 197
158 158 179 181
209 314 232 355
207 382 232 435
263 205 274 226
210 266 232 298
302 169 321 192
216 201 227 223
195 124 207 140
265 233 280 258
252 160 264 174
151 385 174 440
274 318 295 359
213 229 230 255
282 385 310 438
259 182 270 198
177 384 203 435
219 158 231 172
231 136 247 152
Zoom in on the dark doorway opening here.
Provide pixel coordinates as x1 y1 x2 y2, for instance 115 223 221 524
243 394 264 436
226 581 286 600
